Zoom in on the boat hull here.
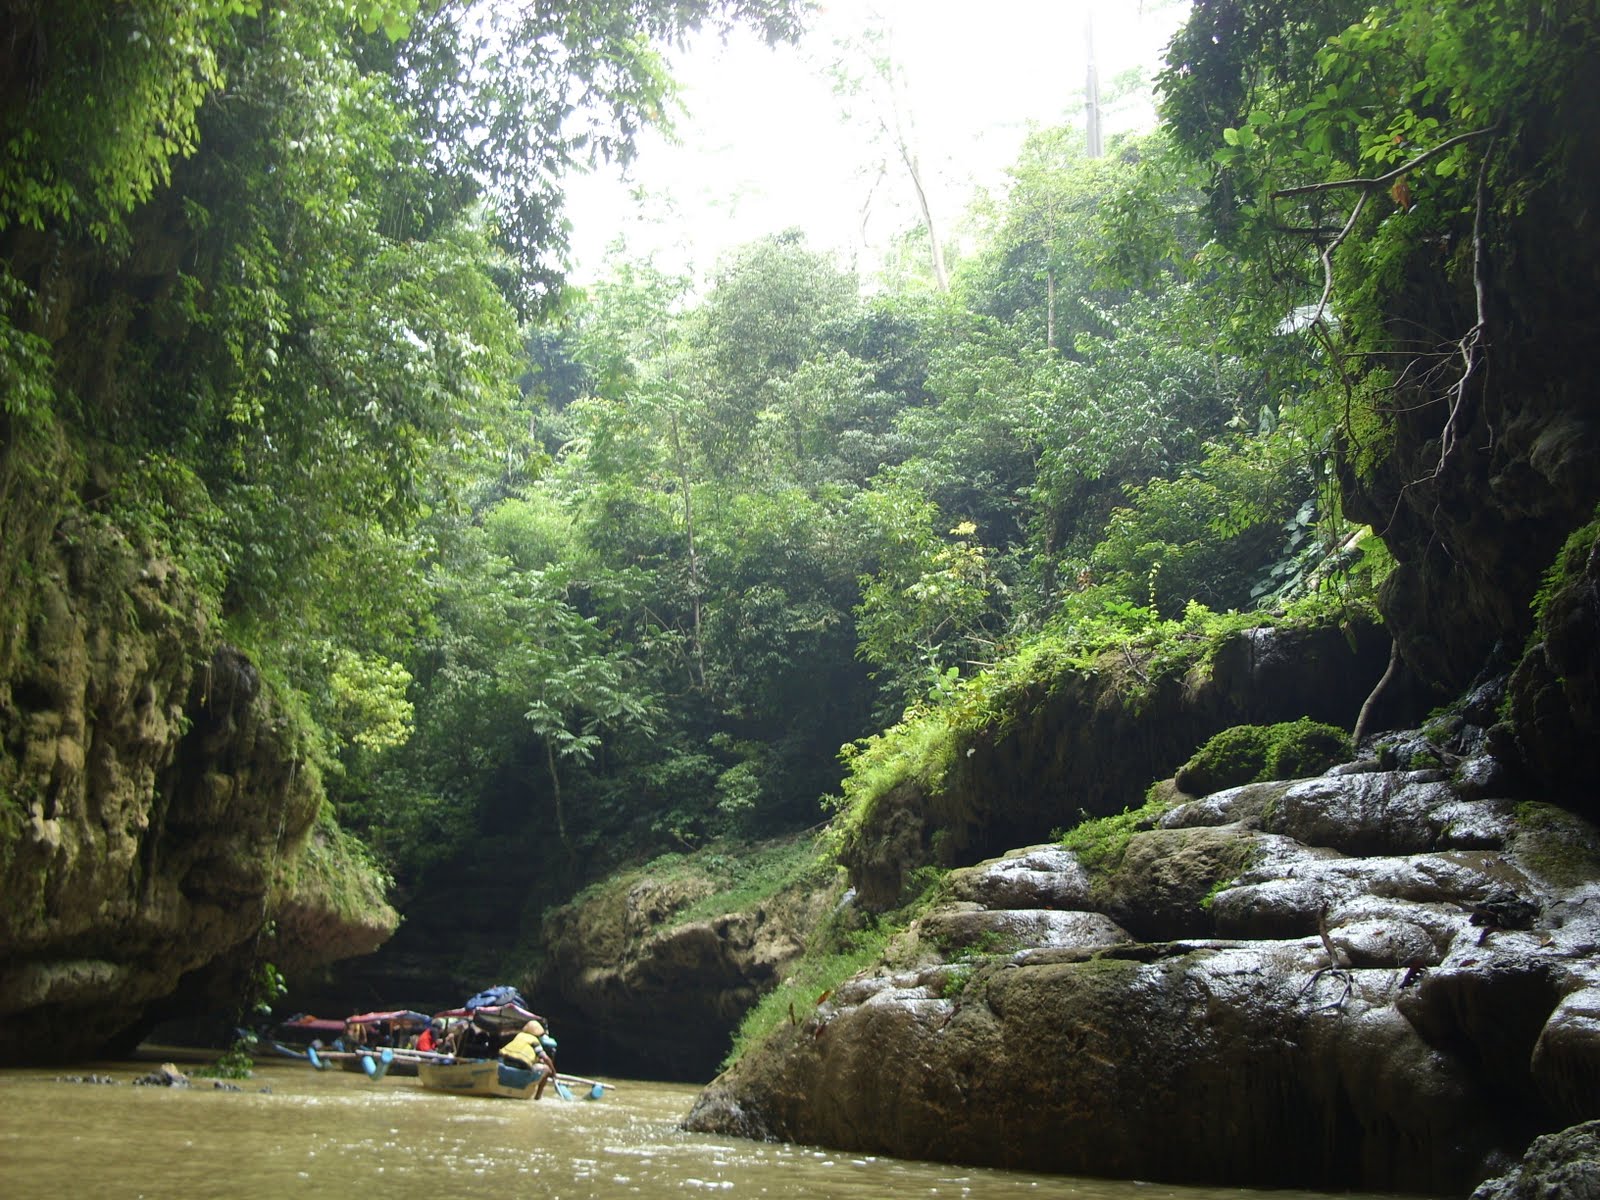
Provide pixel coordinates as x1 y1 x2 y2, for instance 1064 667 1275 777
417 1058 543 1100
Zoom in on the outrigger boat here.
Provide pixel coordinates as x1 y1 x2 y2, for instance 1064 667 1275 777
337 1009 434 1076
308 1043 396 1079
269 1009 435 1079
276 986 611 1101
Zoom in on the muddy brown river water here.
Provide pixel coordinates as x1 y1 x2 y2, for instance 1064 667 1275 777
0 1052 1416 1199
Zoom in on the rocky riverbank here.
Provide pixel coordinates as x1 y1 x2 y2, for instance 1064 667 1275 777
686 708 1600 1195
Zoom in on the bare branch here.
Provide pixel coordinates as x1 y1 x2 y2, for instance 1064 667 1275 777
1353 638 1399 747
1310 187 1368 330
1412 135 1496 488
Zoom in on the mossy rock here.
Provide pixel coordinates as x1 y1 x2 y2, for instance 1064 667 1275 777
1176 718 1349 797
1511 801 1600 888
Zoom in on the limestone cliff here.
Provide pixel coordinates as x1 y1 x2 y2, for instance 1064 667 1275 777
0 489 396 1063
1340 58 1600 720
688 716 1600 1194
840 617 1401 912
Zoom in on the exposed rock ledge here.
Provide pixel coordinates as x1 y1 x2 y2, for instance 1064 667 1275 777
538 848 837 1080
686 756 1600 1195
0 517 396 1063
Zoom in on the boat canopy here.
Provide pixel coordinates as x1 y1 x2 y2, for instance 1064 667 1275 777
345 1009 433 1030
434 1001 544 1033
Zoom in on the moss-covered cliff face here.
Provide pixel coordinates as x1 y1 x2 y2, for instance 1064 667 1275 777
532 838 838 1080
1340 62 1600 716
840 617 1399 911
0 473 396 1064
1508 517 1600 824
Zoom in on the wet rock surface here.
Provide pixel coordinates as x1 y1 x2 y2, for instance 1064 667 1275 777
1471 1119 1600 1200
687 750 1600 1194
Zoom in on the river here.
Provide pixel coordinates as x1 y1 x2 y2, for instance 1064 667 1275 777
0 1052 1412 1199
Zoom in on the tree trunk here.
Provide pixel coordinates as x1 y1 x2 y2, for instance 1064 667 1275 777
1084 10 1103 159
545 737 571 853
1047 267 1056 350
668 409 706 688
891 128 949 292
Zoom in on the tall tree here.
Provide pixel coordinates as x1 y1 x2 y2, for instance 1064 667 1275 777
831 25 950 292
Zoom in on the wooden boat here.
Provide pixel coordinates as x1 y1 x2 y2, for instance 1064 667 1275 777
417 1057 546 1100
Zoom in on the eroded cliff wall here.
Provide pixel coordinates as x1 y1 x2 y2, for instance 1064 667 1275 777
0 460 396 1063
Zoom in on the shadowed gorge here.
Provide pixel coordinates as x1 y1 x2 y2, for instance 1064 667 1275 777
3 3 1600 1198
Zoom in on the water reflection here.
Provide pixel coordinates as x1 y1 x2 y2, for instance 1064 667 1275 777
0 1054 1406 1199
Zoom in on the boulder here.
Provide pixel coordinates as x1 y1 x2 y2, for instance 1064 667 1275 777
1471 1120 1600 1200
839 619 1395 911
536 845 835 1080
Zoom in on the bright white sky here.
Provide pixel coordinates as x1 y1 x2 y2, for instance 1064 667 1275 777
563 0 1192 284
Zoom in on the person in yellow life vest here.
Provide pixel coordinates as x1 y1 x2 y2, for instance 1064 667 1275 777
500 1019 557 1099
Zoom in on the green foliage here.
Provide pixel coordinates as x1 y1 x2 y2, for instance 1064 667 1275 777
854 494 1005 713
1160 0 1600 543
694 232 861 475
0 2 238 242
0 270 55 428
1092 426 1313 615
1530 506 1600 630
1058 795 1169 877
832 599 1286 852
327 650 414 752
384 2 806 309
723 923 888 1069
1176 718 1349 796
289 804 395 925
670 836 828 927
194 956 287 1079
196 1037 258 1080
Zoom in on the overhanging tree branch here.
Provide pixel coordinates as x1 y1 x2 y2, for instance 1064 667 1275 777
1269 125 1499 201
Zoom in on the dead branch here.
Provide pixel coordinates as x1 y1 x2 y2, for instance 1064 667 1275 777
1309 187 1368 331
1120 642 1148 685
